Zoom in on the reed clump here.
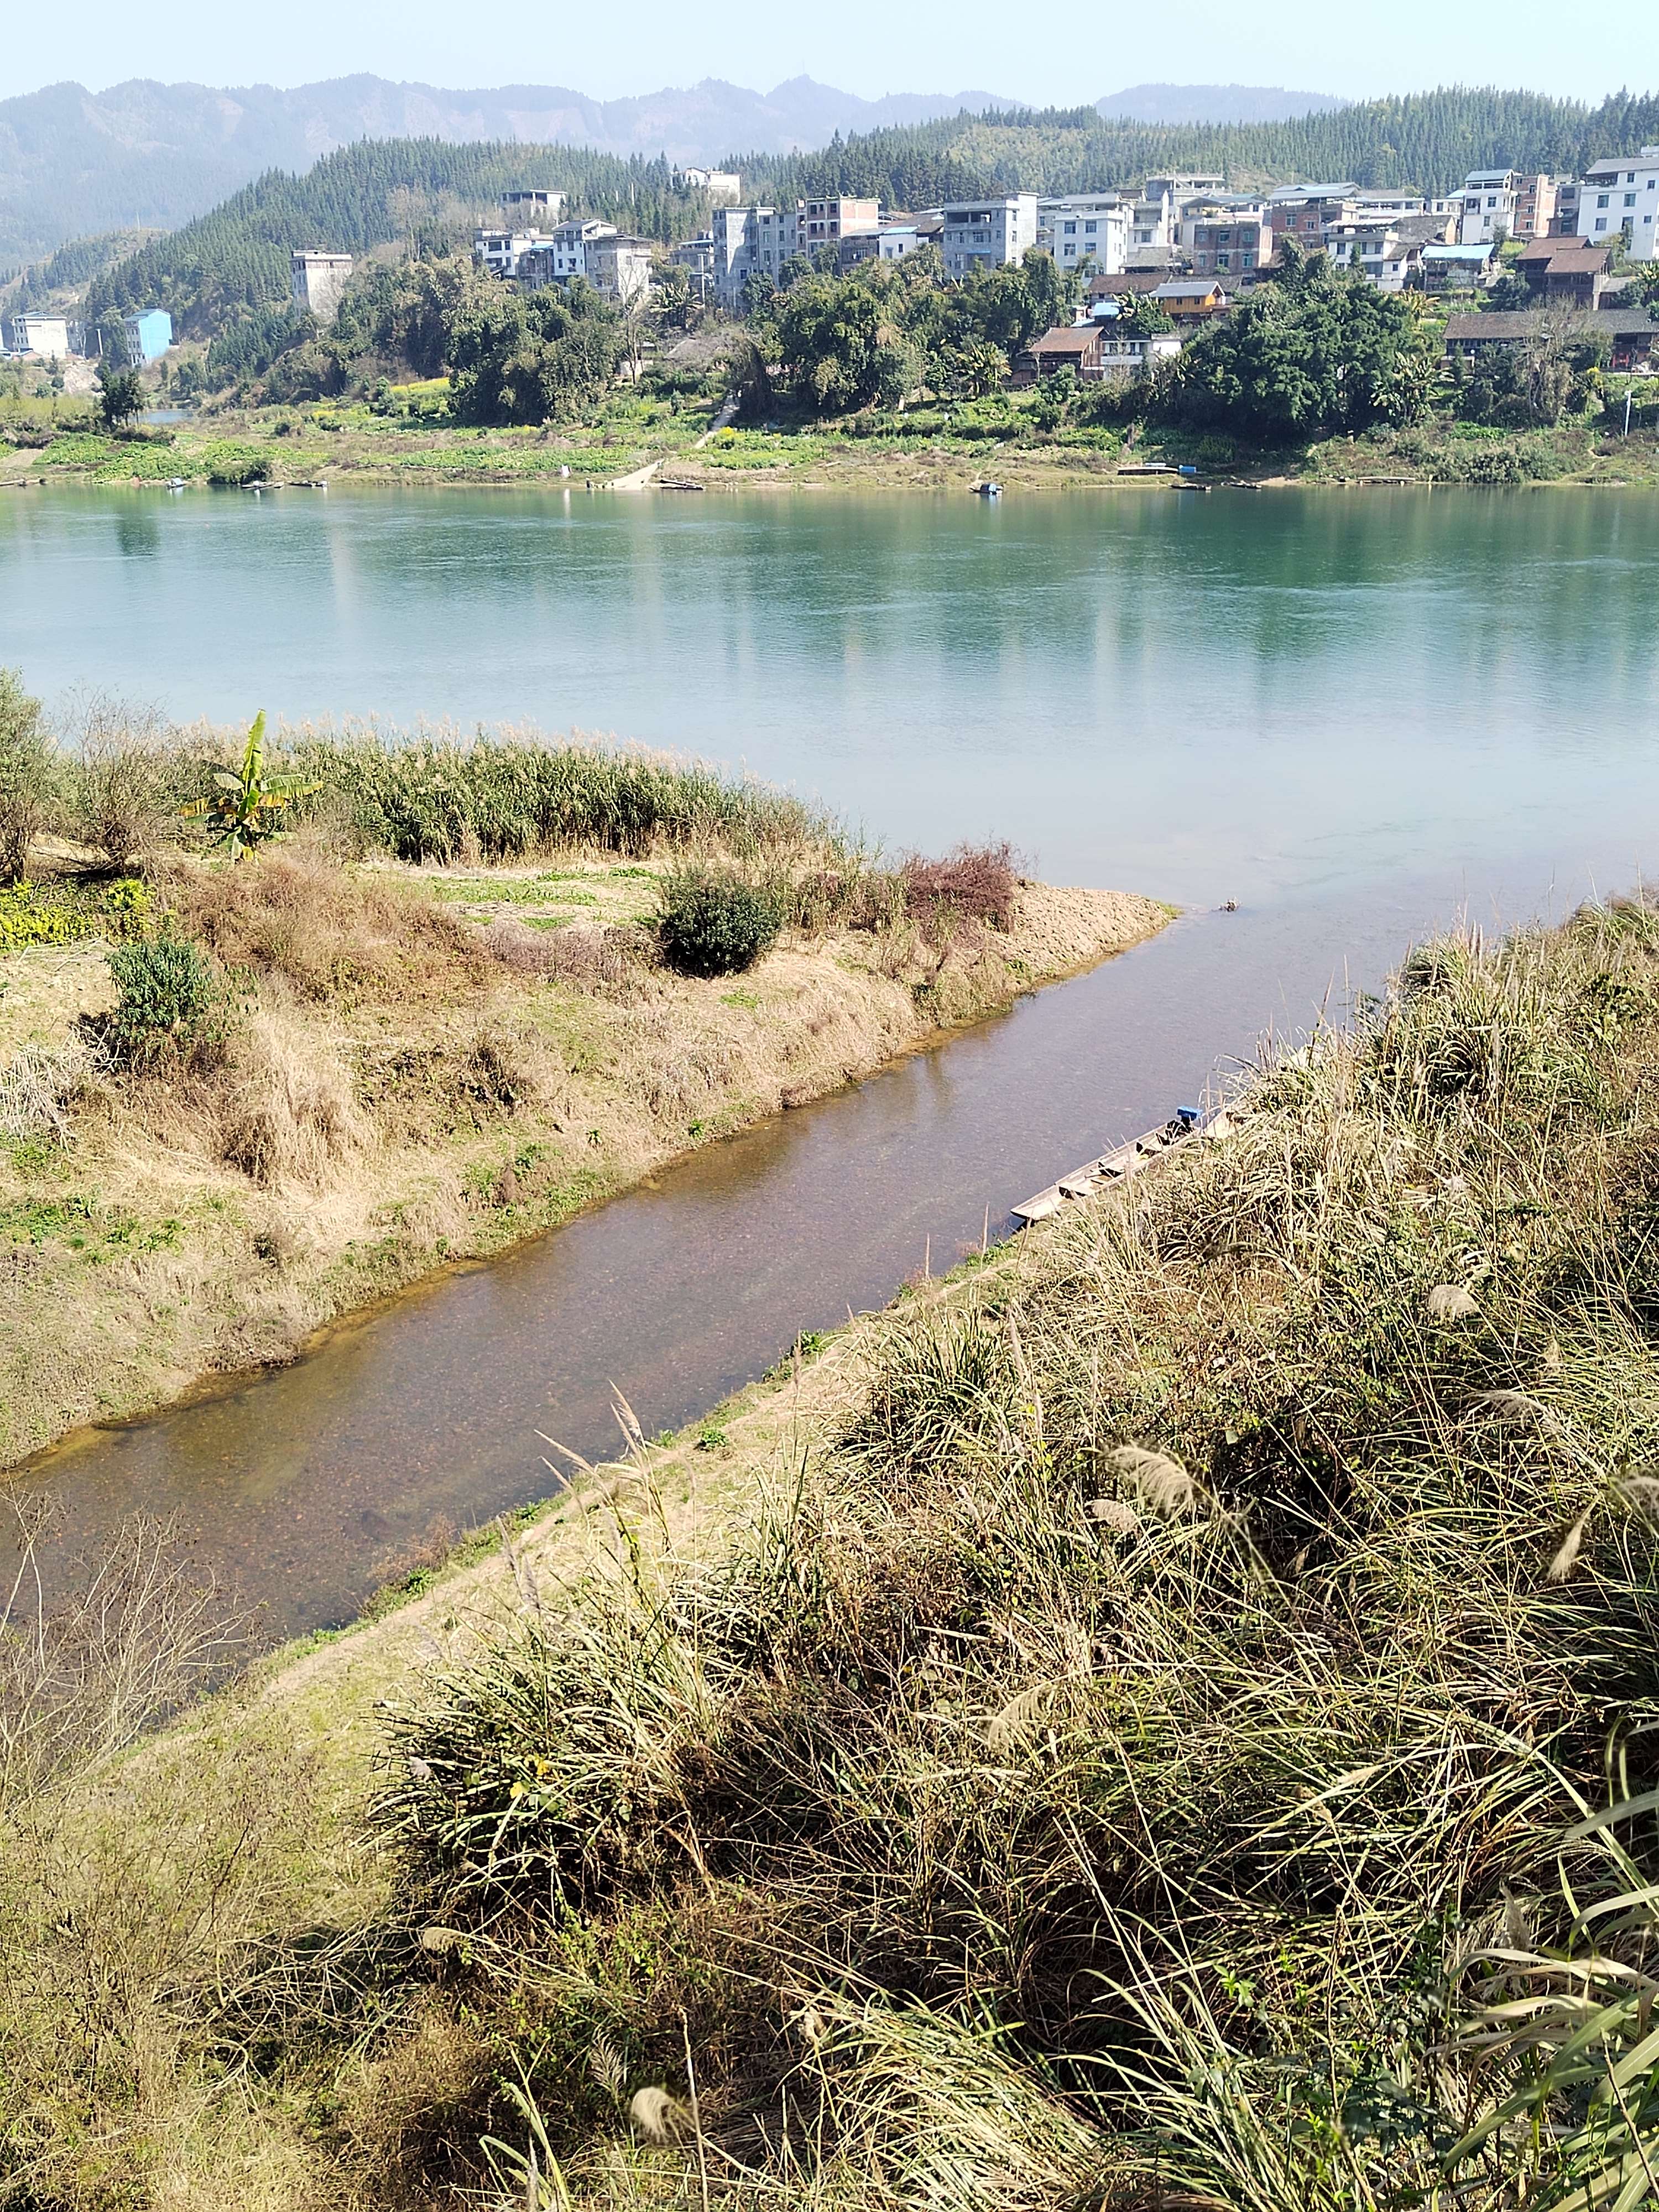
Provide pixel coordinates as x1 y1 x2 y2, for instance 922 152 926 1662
269 720 836 867
339 895 1659 2209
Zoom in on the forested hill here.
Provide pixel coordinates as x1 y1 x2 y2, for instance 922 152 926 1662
81 82 1659 343
740 85 1659 208
82 140 708 336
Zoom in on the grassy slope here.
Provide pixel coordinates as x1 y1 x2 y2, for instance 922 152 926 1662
18 895 1659 2206
0 850 1167 1467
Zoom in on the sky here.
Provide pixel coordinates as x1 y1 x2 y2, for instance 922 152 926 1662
0 0 1652 109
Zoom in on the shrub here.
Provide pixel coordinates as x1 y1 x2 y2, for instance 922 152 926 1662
102 934 224 1066
62 692 187 869
656 867 781 976
901 842 1019 933
0 669 51 881
0 881 94 953
201 444 275 487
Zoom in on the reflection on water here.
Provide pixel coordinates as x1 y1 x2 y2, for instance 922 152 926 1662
4 484 1657 906
3 487 1659 1631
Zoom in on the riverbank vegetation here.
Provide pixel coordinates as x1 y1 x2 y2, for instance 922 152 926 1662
9 244 1658 496
11 889 1659 2205
0 687 1166 1466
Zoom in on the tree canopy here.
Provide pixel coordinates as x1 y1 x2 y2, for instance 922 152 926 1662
1160 246 1438 439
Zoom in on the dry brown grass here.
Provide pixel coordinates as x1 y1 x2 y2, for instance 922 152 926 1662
171 846 484 1003
218 1008 367 1189
0 874 1167 1472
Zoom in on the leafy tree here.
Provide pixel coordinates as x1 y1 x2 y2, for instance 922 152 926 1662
1116 293 1173 335
445 273 623 426
1486 270 1533 312
96 366 144 429
738 270 778 320
1165 253 1434 440
773 275 921 413
0 670 50 883
949 338 1010 400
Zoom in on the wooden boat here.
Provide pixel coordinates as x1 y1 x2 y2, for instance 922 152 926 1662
972 480 1002 497
1011 1105 1233 1227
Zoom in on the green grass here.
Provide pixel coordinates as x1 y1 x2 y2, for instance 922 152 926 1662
343 895 1659 2208
274 726 840 866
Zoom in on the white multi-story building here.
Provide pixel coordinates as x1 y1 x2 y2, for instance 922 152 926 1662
516 220 619 288
673 166 742 202
1459 171 1519 244
1325 218 1431 290
586 233 654 306
7 313 75 358
711 204 803 307
474 228 555 280
940 195 1038 278
1037 194 1130 275
1580 147 1659 259
290 249 353 321
503 189 566 218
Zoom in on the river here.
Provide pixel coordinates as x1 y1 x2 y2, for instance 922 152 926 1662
3 482 1657 1630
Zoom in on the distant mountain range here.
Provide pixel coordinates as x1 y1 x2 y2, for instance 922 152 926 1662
1095 83 1349 124
0 72 1350 270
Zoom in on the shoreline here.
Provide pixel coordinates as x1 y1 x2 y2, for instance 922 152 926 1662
0 869 1172 1474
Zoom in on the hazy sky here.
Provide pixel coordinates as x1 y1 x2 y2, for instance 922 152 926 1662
1 0 1652 108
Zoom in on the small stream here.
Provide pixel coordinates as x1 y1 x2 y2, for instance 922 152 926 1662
7 874 1493 1637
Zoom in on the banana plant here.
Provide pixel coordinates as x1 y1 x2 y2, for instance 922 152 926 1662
181 713 320 858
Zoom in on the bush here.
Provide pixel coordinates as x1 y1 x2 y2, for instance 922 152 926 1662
200 443 274 487
62 693 186 869
0 881 95 953
901 842 1019 933
102 934 224 1066
657 867 781 976
0 669 51 881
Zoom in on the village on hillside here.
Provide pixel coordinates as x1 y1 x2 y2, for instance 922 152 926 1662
7 147 1659 385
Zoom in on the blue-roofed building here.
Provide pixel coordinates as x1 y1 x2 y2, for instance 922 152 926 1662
122 309 172 366
1422 242 1501 293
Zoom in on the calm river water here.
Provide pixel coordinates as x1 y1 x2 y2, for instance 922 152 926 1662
3 482 1658 1630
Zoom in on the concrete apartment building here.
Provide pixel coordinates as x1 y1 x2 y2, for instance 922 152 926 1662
474 228 556 280
836 218 927 269
673 166 742 201
503 189 566 217
1037 195 1130 275
801 196 879 254
1579 148 1659 258
939 195 1038 277
1511 174 1558 237
1324 208 1452 286
1177 197 1272 278
517 221 620 289
7 313 74 358
1266 183 1358 243
1458 170 1519 243
122 309 172 366
711 204 802 306
290 249 353 321
586 233 654 306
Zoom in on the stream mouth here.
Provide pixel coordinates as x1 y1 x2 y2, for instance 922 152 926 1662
7 484 1659 1637
0 880 1528 1639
